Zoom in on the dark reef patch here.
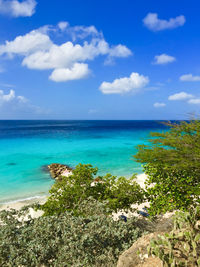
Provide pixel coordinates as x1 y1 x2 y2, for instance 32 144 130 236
7 162 17 166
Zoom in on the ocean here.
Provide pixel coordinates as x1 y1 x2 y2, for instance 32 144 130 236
0 120 168 203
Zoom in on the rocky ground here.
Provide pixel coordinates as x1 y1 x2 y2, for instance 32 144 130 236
117 214 174 267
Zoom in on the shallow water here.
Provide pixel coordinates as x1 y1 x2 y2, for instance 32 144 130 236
0 120 167 203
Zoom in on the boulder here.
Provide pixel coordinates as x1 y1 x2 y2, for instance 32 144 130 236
117 232 163 267
47 163 73 180
117 215 174 267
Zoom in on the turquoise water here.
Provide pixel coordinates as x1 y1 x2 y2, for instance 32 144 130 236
0 120 167 203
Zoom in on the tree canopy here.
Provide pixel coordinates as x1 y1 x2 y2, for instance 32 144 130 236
134 120 200 216
41 163 144 216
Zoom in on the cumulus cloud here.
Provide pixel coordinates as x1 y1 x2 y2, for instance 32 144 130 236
0 89 29 105
49 63 90 82
143 13 186 31
0 23 132 82
0 0 36 17
65 24 100 41
0 89 15 103
0 30 52 56
168 92 194 101
180 74 200 82
153 102 166 108
188 98 200 104
99 72 149 94
153 54 176 65
0 89 48 117
21 39 132 71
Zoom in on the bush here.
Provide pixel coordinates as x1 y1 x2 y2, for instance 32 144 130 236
41 163 145 216
148 206 200 266
0 199 144 267
134 120 200 216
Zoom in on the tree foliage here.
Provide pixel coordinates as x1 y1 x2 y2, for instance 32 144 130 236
41 163 144 216
0 199 144 267
134 120 200 216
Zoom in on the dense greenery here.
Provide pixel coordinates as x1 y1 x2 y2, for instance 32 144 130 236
3 120 200 266
134 120 200 216
41 163 144 216
149 207 200 266
0 199 144 267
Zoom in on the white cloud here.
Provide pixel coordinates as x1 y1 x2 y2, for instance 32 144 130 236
0 89 28 105
67 25 100 41
22 39 131 71
188 98 200 104
22 39 107 70
49 63 90 82
168 92 194 101
17 95 28 103
0 89 48 117
153 54 176 65
99 72 149 94
0 0 36 17
143 13 186 31
105 44 132 65
153 102 166 108
0 89 15 103
180 74 200 82
0 30 52 56
0 23 132 82
58 21 69 31
108 44 132 58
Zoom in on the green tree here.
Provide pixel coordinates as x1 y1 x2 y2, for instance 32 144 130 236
41 163 144 216
134 120 200 216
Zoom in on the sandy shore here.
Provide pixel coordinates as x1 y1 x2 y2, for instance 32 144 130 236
0 173 148 218
0 196 47 219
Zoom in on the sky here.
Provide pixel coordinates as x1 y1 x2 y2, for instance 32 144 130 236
0 0 200 120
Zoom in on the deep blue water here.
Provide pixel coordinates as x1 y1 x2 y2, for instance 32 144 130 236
0 120 168 203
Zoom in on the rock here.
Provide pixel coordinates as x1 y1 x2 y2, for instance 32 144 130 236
117 232 163 267
117 215 174 267
47 163 73 180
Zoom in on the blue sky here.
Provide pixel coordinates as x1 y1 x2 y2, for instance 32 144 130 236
0 0 200 119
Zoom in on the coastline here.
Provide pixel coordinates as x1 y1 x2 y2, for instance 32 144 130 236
0 195 47 211
0 173 147 212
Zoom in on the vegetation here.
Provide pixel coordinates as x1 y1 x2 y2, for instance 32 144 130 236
0 199 144 267
148 207 200 266
2 120 200 266
40 163 144 216
134 120 200 216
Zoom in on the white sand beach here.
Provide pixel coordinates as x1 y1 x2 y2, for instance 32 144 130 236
0 173 148 219
0 196 47 218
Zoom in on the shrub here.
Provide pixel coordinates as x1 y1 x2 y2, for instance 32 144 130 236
148 206 200 266
41 163 145 216
134 120 200 216
0 199 144 267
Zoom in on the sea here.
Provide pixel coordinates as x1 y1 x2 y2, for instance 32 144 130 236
0 120 168 203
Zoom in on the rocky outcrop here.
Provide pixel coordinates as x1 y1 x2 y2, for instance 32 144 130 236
117 232 163 267
47 163 73 180
117 215 174 267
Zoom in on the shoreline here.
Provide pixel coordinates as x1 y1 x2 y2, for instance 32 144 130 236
0 173 147 212
0 196 47 211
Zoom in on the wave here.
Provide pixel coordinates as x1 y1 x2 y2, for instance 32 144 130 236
0 194 47 205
